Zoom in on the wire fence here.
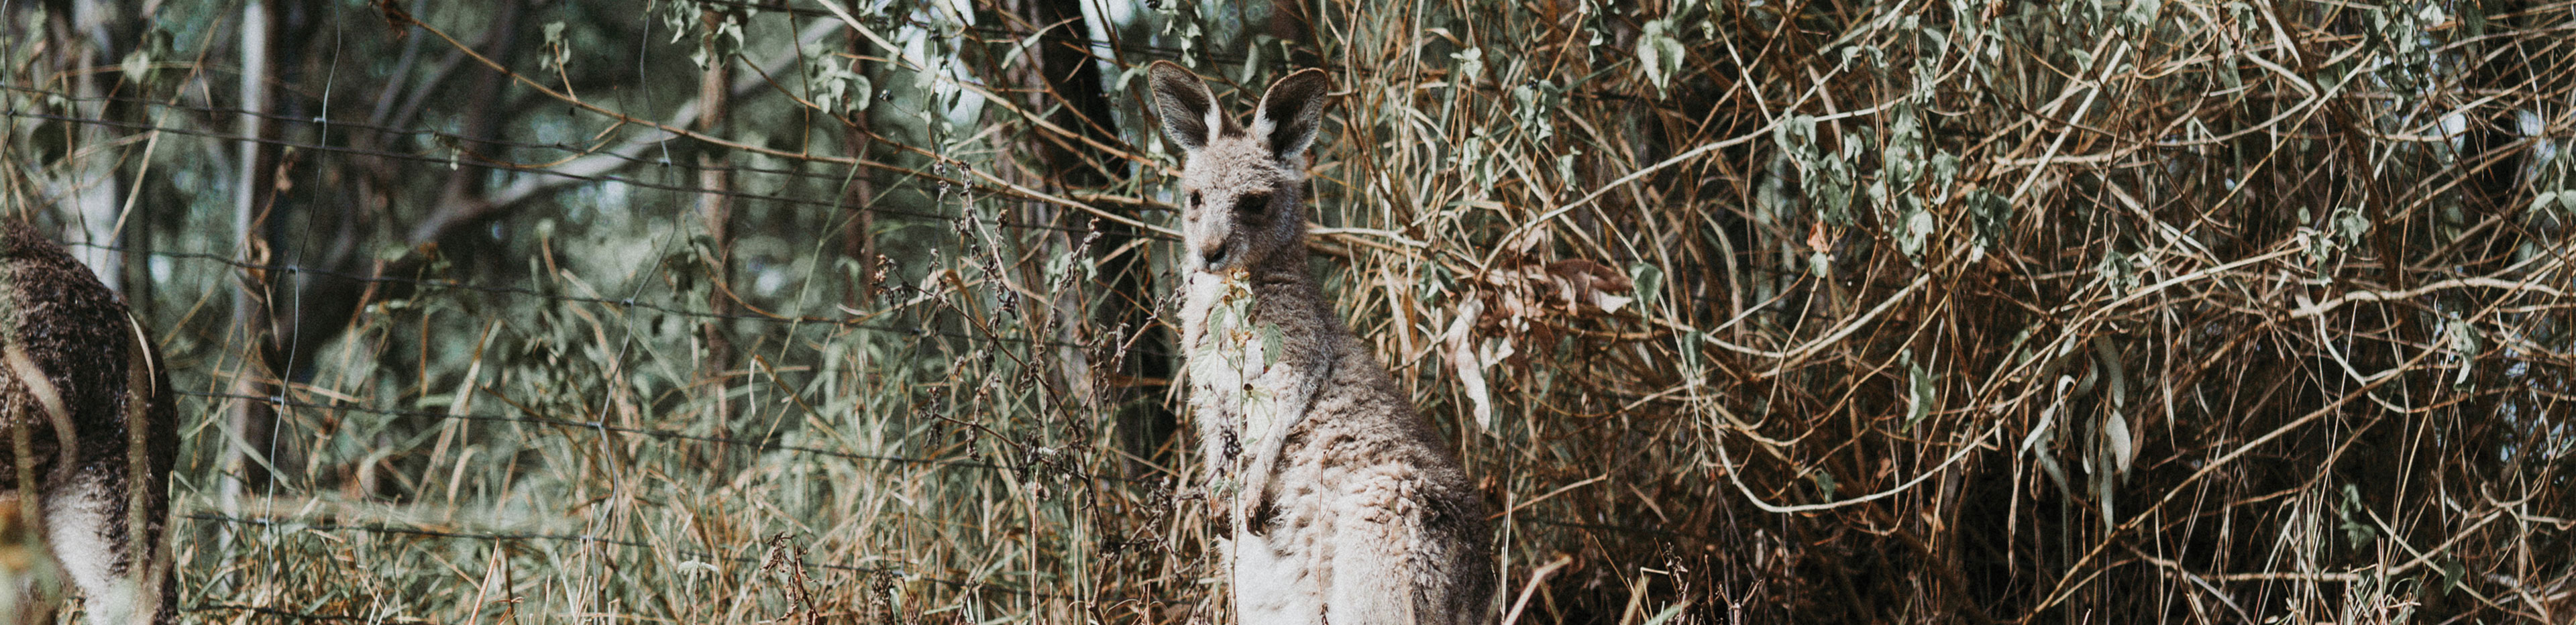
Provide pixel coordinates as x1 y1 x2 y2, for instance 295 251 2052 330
59 192 1641 622
6 9 1205 614
0 105 1124 237
14 0 2573 623
70 242 1097 347
174 390 1026 475
181 512 1110 596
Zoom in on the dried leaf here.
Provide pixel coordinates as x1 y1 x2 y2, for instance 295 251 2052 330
1504 226 1552 255
1543 259 1635 313
1443 296 1495 434
2107 413 2132 475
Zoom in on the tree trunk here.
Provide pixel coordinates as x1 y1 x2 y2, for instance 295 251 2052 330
1029 0 1175 476
222 0 283 505
697 9 736 428
46 0 125 292
841 34 878 310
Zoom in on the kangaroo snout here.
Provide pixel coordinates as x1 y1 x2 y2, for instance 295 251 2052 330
1197 240 1231 269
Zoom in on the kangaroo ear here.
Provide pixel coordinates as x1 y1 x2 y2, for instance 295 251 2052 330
1149 61 1225 153
1251 68 1332 161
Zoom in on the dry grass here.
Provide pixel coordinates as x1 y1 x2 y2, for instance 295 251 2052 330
3 0 2572 623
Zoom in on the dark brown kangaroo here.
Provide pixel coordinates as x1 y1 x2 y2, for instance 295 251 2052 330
0 221 178 624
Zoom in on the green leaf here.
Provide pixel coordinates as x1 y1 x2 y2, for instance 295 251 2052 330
847 75 873 113
1642 602 1690 625
1897 209 1935 261
2330 206 2371 249
1260 323 1285 367
2439 557 2465 595
1903 353 1933 431
1627 262 1664 310
541 22 570 71
119 27 174 89
1450 47 1485 84
2337 484 2376 548
2098 469 2116 530
661 0 697 44
1967 189 2012 254
2449 315 2481 359
2124 0 2161 27
1638 19 1685 94
1679 330 1704 379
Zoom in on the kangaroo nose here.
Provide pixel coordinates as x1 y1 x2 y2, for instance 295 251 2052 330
1201 244 1230 266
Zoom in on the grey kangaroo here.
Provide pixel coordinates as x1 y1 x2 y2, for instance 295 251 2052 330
1150 60 1494 625
0 221 178 624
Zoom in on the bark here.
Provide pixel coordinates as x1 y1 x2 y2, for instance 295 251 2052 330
842 32 879 310
696 8 737 427
40 0 125 291
1030 0 1176 475
223 0 284 500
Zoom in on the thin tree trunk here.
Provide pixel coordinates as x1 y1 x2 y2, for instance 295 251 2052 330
1029 0 1174 476
697 9 735 427
841 34 878 310
223 0 282 508
51 0 125 291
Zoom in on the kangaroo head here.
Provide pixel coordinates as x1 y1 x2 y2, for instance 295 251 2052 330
1148 61 1333 275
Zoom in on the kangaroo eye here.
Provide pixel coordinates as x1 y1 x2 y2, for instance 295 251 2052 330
1187 190 1203 210
1236 192 1271 213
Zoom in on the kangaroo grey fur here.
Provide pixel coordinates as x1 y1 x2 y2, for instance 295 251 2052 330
0 221 178 624
1150 61 1494 625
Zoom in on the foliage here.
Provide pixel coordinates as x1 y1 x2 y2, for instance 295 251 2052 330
1 0 2571 623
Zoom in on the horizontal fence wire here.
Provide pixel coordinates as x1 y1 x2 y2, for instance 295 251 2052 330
172 389 1148 482
0 107 1146 239
67 242 1104 349
180 378 1665 537
174 511 1660 622
5 87 1790 314
186 512 930 580
0 82 1118 198
179 509 1148 620
186 604 450 624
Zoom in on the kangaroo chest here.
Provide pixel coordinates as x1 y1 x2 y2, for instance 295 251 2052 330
1179 272 1323 489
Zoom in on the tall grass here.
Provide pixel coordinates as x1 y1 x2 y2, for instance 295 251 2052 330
1 0 2569 623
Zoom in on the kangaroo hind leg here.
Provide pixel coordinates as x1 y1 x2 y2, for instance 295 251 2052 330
44 463 163 624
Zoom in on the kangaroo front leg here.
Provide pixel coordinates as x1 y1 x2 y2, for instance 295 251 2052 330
1236 355 1332 532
